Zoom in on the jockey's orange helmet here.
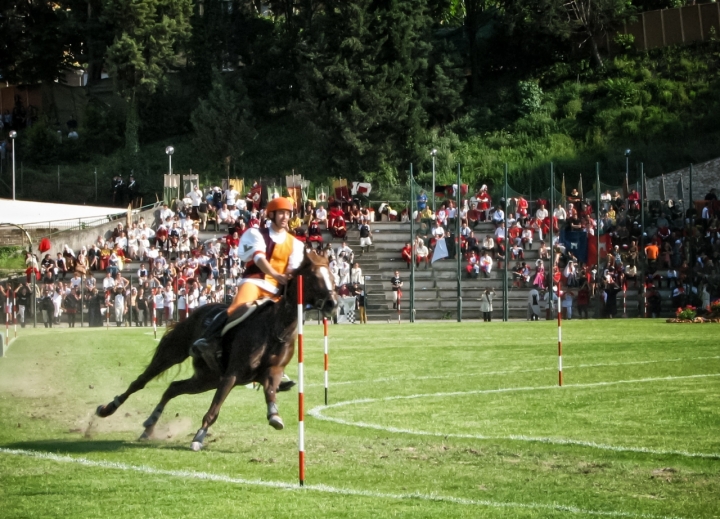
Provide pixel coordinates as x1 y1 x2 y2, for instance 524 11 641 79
266 197 294 214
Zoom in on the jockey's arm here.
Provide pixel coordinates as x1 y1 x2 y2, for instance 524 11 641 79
252 255 288 285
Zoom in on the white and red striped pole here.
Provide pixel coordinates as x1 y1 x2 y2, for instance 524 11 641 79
152 295 157 339
397 289 402 324
5 289 9 344
323 317 329 405
297 275 305 487
622 281 627 318
12 291 17 338
557 284 563 387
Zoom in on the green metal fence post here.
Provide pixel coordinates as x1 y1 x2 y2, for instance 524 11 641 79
456 163 462 322
409 164 415 323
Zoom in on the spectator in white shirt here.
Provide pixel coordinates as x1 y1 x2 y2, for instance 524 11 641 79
224 185 240 208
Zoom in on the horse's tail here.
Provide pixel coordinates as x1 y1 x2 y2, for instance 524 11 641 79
145 319 192 379
145 304 221 380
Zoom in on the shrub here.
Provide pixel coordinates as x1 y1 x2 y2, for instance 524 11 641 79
564 98 583 119
676 305 697 320
517 80 544 115
606 78 638 107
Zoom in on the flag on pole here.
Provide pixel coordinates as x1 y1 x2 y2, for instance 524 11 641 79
623 172 630 199
432 238 449 263
578 175 584 199
660 174 666 201
677 177 684 200
351 182 372 196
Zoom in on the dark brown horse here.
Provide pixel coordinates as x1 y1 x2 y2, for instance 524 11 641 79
96 252 337 450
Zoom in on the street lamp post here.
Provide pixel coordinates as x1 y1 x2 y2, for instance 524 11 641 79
431 149 437 213
166 145 174 176
10 131 17 200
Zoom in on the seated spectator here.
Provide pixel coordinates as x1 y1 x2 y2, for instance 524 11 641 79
401 242 412 268
416 239 430 269
331 216 347 239
479 251 493 278
315 205 328 228
307 219 323 244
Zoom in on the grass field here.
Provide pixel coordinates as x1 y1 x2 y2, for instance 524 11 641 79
0 320 718 518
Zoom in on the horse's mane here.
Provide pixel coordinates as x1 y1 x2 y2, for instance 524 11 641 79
298 250 329 270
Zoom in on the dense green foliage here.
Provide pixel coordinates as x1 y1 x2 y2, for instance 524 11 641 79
2 0 720 203
0 322 719 517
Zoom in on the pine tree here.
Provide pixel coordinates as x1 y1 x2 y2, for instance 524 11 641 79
103 0 192 157
293 0 437 179
190 71 256 170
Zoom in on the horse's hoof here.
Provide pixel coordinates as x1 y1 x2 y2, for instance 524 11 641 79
138 431 151 441
278 380 296 392
268 415 284 430
96 405 107 417
191 441 203 451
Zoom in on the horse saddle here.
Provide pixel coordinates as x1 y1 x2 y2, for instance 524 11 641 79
221 298 274 336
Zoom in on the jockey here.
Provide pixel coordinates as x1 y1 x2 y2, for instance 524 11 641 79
190 197 305 373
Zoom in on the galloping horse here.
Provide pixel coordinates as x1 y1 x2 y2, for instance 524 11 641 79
96 252 337 450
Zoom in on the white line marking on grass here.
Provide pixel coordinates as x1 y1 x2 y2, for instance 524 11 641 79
0 447 683 519
310 373 720 460
306 356 720 388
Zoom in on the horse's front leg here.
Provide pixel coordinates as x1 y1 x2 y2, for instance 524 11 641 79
191 373 237 451
263 365 285 430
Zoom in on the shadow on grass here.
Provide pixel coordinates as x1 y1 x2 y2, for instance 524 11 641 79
1 438 243 456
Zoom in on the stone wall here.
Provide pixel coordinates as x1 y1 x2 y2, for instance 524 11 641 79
46 204 162 257
646 157 720 201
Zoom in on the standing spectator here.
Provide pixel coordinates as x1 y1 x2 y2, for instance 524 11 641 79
359 221 373 254
480 287 496 322
561 289 574 320
604 282 621 318
527 287 541 321
112 287 125 326
354 284 367 324
576 282 590 319
64 287 81 327
153 288 165 326
188 185 203 219
224 184 240 209
390 270 403 309
15 283 30 327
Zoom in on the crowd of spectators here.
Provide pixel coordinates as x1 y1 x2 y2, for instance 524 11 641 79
1 182 377 327
401 184 720 319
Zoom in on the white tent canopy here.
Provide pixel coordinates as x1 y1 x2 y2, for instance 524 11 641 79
0 199 127 227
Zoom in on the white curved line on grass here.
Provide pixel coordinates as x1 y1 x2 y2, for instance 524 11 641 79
309 373 720 459
0 447 683 519
306 356 720 387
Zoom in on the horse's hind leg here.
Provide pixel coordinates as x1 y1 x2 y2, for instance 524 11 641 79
96 357 178 418
140 373 218 440
263 365 285 430
191 373 237 451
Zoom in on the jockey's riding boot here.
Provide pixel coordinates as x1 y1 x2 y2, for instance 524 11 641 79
190 311 228 372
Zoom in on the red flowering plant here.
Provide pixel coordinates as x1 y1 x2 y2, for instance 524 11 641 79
676 305 697 321
709 300 720 318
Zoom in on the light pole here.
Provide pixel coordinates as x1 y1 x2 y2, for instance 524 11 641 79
431 149 437 213
625 149 631 192
10 131 17 200
165 145 174 176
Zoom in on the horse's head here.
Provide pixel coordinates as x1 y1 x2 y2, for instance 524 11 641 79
294 251 338 317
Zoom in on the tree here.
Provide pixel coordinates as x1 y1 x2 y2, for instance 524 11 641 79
102 0 192 156
190 71 256 172
293 0 435 179
0 0 80 85
504 0 633 69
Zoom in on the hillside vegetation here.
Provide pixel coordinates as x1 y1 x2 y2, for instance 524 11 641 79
4 0 720 203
